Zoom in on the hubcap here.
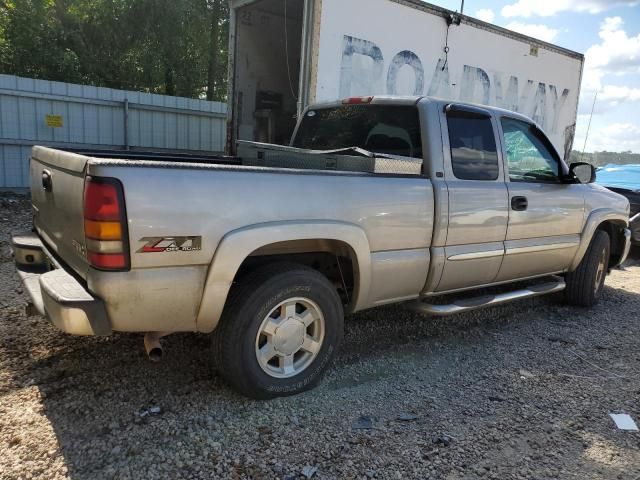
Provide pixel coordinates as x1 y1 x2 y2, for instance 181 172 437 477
594 247 607 294
255 297 325 379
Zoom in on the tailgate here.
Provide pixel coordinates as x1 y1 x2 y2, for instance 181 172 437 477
30 146 90 279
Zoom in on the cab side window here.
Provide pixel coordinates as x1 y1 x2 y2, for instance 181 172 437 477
501 118 560 183
447 112 499 181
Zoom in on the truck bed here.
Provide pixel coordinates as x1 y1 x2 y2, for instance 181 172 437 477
63 143 424 176
66 148 241 165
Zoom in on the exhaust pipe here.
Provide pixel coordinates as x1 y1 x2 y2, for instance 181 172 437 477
144 332 168 362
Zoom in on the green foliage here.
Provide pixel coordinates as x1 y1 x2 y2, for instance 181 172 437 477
0 0 229 100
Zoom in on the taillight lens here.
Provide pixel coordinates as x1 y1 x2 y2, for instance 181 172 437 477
83 177 129 271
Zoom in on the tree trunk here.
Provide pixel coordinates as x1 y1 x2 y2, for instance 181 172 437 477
206 0 221 101
165 66 176 96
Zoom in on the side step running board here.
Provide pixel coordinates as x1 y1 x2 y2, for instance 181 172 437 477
408 279 566 316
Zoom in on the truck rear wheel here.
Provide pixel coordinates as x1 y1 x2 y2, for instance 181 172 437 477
564 230 610 307
213 263 344 399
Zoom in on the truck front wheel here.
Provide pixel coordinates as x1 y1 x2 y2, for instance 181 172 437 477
564 230 610 307
213 263 344 399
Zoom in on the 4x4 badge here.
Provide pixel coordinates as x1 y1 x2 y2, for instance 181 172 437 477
138 236 202 253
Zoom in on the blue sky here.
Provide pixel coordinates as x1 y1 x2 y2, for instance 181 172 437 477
427 0 640 153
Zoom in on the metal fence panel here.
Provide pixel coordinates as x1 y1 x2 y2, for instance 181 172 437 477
0 74 227 188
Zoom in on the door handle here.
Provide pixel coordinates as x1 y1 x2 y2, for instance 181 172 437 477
42 170 52 192
511 196 528 211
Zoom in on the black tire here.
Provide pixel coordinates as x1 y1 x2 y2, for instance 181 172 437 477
213 262 344 399
564 230 610 307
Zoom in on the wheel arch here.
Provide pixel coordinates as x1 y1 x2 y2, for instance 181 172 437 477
195 221 372 333
570 209 629 271
596 220 628 269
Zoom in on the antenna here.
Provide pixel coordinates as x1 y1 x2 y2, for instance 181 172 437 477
581 91 598 161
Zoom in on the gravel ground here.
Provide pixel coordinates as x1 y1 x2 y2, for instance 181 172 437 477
1 191 640 480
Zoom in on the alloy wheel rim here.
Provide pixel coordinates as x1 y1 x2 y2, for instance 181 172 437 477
255 297 325 379
594 247 607 294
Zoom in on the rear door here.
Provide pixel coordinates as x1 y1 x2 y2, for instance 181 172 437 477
437 106 509 292
30 147 89 278
495 118 584 281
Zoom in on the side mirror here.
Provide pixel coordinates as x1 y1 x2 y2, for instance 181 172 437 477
569 162 596 184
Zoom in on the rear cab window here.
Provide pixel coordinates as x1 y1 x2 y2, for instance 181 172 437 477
292 105 423 159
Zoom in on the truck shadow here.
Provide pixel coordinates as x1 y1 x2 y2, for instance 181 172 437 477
1 253 639 478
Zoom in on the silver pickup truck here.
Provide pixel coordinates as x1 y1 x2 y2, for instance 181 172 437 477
11 96 632 399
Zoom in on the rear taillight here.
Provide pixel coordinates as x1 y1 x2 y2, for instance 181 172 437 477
342 96 374 105
83 177 130 271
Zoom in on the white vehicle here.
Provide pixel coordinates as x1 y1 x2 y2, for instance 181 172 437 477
228 0 584 158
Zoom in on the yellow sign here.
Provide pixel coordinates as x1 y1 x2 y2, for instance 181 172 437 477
45 114 63 128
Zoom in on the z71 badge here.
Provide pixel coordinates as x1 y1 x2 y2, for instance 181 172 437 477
138 236 202 253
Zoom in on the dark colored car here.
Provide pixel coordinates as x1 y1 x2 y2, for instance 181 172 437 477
596 164 640 244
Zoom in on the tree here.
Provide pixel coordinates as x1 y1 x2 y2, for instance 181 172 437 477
0 0 230 100
205 0 228 101
0 0 81 82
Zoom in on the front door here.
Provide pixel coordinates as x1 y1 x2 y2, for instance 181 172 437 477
496 117 585 282
437 106 509 292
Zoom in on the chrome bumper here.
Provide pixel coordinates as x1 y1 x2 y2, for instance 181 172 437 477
11 233 112 336
631 213 640 245
619 228 632 266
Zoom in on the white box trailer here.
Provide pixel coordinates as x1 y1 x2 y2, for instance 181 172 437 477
227 0 584 158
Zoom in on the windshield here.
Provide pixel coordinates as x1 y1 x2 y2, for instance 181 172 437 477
292 105 423 159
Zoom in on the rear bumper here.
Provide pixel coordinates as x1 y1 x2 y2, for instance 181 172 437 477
11 233 112 336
